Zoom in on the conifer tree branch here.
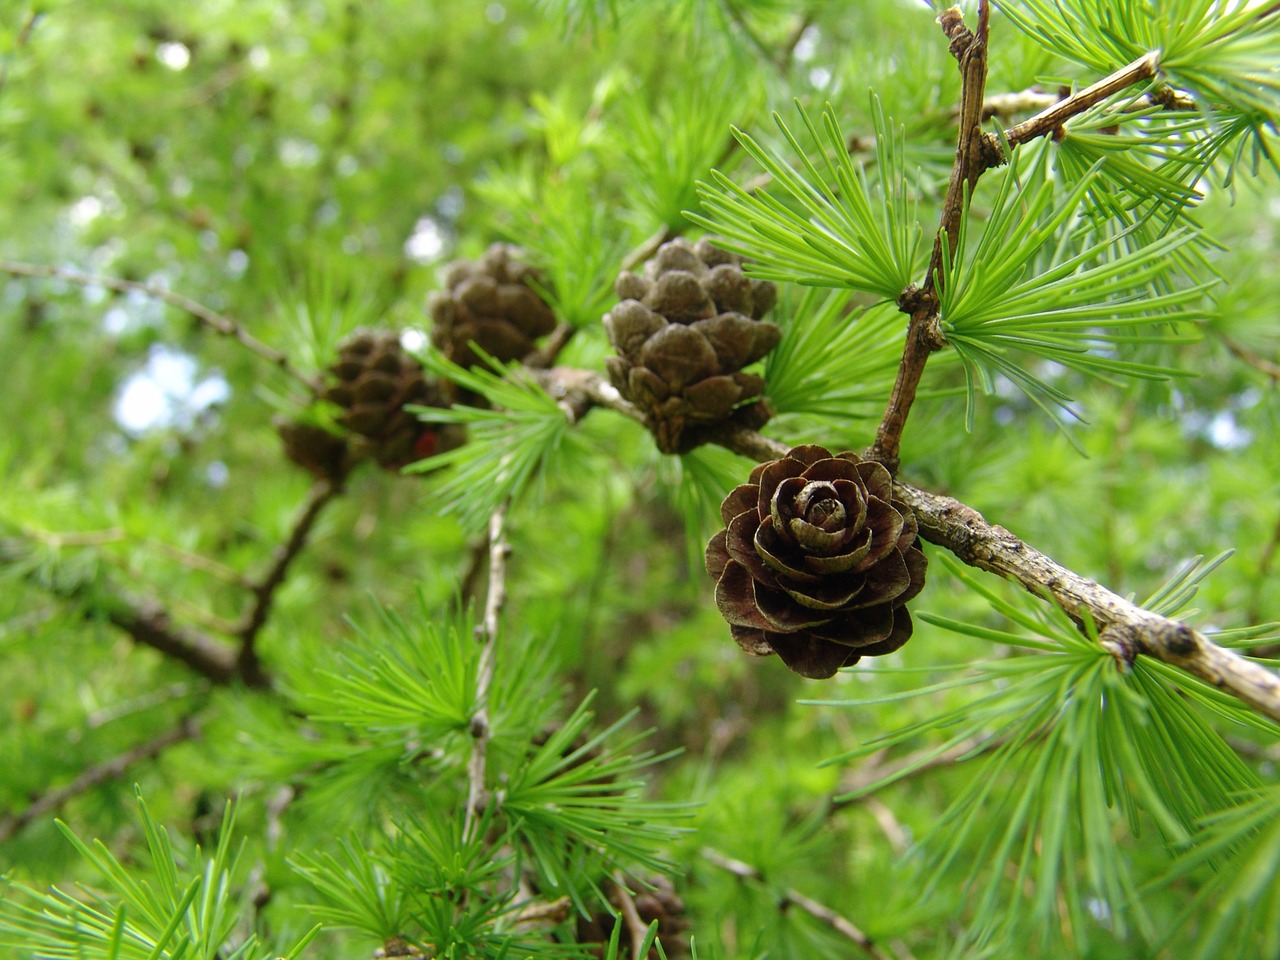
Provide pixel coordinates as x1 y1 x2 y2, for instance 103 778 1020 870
0 714 200 842
463 500 510 842
866 3 991 472
1001 52 1160 148
0 260 325 395
235 477 343 684
0 537 264 686
700 848 894 960
527 370 1280 722
104 592 248 684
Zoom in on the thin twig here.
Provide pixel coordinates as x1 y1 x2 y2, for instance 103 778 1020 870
1220 333 1280 381
1002 52 1160 149
831 736 997 811
0 260 324 394
0 8 39 105
235 478 342 683
524 322 578 369
701 848 893 960
621 227 674 273
144 537 252 586
611 872 651 960
463 500 510 842
0 715 201 841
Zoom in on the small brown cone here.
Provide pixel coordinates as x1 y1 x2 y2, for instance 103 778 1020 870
427 243 557 374
604 238 781 453
323 329 464 472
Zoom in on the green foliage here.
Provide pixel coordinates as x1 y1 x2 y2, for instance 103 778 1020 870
691 96 924 299
816 556 1269 953
0 790 319 960
1154 784 1280 960
940 143 1209 430
407 347 592 531
999 0 1280 121
2 2 1279 960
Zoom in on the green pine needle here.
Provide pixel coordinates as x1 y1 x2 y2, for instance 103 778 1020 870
939 143 1210 432
688 94 924 299
407 346 591 532
812 555 1260 952
0 790 313 960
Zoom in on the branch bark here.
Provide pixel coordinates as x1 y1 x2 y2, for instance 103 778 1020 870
1001 52 1159 148
0 260 324 395
463 500 510 842
0 715 201 841
104 593 245 683
235 478 342 684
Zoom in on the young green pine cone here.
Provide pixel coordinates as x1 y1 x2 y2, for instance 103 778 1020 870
706 444 928 679
427 243 557 372
604 238 781 454
323 329 464 471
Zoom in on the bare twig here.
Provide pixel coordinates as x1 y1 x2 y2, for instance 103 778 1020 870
143 537 252 586
235 478 342 683
621 227 675 273
463 500 510 842
0 260 324 394
1002 52 1160 148
611 872 652 960
0 715 201 841
0 8 39 104
104 591 247 683
1219 333 1280 381
524 322 578 369
977 87 1061 121
831 736 998 811
701 848 893 960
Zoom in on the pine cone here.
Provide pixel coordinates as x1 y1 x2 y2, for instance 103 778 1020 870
274 418 351 482
323 329 464 471
427 243 557 372
604 238 781 454
576 876 690 960
705 444 927 679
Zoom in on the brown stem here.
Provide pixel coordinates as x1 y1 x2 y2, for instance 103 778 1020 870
235 478 342 683
621 227 674 273
866 6 990 471
830 735 1001 812
463 501 509 842
1003 52 1160 149
1219 333 1280 381
524 322 577 369
0 260 324 395
0 9 39 105
104 592 245 684
0 715 201 841
701 848 893 960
